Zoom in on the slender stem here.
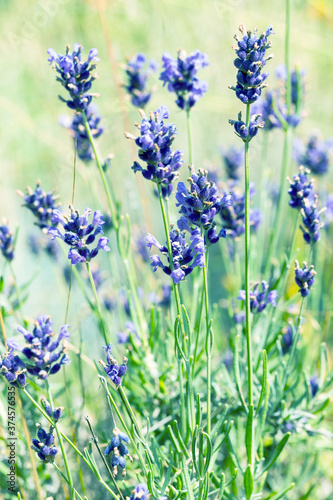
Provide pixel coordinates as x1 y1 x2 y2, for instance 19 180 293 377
84 416 125 500
186 108 193 164
45 379 75 500
244 104 253 408
82 111 118 230
86 262 108 344
202 252 211 435
282 297 305 388
16 394 44 500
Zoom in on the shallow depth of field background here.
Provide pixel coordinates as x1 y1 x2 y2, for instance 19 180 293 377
0 0 333 493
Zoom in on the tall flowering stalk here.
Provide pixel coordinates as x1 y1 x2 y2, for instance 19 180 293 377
230 23 274 489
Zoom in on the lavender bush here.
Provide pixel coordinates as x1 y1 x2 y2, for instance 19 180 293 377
0 2 333 500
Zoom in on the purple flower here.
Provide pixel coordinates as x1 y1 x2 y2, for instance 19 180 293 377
294 260 316 297
18 181 61 230
104 427 132 477
48 206 110 264
146 227 205 284
31 425 58 463
294 135 333 176
127 106 184 198
220 181 260 238
47 44 99 111
8 315 70 380
230 25 274 104
287 166 314 210
160 49 209 110
0 222 15 261
176 166 231 245
237 281 278 314
60 104 104 162
123 53 157 107
100 344 127 386
130 484 149 500
229 112 264 142
300 195 326 245
0 348 26 388
41 396 64 423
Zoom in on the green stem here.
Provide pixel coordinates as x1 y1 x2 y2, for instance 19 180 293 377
186 108 193 164
86 262 109 344
45 379 75 500
244 103 255 475
156 183 189 435
202 252 211 435
84 416 125 500
282 297 305 389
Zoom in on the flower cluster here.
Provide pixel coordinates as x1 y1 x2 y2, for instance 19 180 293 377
100 344 127 386
31 425 58 463
229 112 264 142
127 106 184 198
0 348 26 387
18 181 60 230
8 315 70 379
146 227 205 284
220 182 260 238
300 195 326 245
130 484 149 500
287 166 314 210
0 222 14 261
252 91 281 131
176 166 231 245
122 53 157 107
47 44 99 111
281 323 294 355
220 145 244 181
48 206 110 265
231 25 274 104
294 135 333 176
237 281 278 314
41 396 64 423
160 49 209 110
294 260 316 297
104 428 132 476
60 104 104 162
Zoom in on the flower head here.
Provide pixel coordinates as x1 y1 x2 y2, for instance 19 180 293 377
60 104 104 162
104 427 132 477
230 25 274 104
31 424 58 463
0 222 14 261
47 44 99 111
8 315 70 379
294 260 316 297
229 112 264 142
220 145 244 181
100 344 127 386
123 53 157 107
160 49 209 110
18 181 60 230
176 166 231 245
300 195 326 245
146 227 205 284
237 281 278 314
48 206 110 264
41 396 64 423
287 166 314 210
220 181 260 238
130 484 149 500
294 135 333 176
0 348 26 388
127 106 184 198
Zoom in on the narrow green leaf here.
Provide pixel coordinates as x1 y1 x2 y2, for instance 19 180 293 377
192 425 200 477
266 482 295 500
256 433 291 479
257 350 268 413
211 404 228 441
168 425 181 454
181 455 195 500
217 472 225 500
173 420 190 458
160 452 174 496
244 465 253 500
196 393 202 427
201 430 212 477
233 335 248 412
245 404 254 465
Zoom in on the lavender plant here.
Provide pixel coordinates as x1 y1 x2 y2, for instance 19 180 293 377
1 3 333 500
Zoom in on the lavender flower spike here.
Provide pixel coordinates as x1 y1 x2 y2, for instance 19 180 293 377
294 260 316 297
100 344 127 386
